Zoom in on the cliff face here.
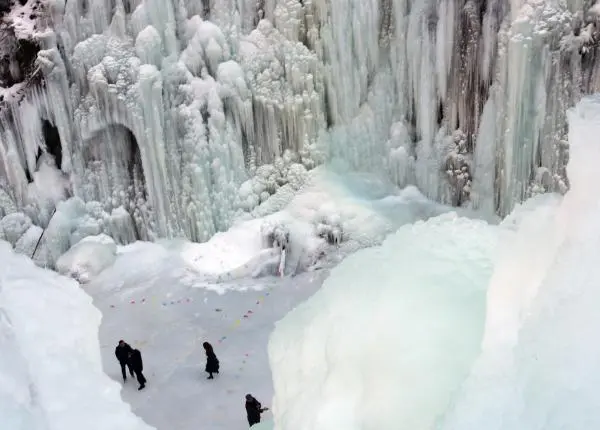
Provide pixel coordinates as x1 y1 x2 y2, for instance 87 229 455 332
0 0 598 259
320 0 599 215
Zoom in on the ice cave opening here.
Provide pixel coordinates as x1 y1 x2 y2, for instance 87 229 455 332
82 124 148 240
41 119 62 170
0 38 39 90
23 118 63 183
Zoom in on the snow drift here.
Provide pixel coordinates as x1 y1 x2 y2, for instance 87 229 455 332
267 96 600 429
0 241 153 430
55 234 117 283
176 167 451 286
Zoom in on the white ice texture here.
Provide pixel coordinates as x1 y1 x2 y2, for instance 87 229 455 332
178 167 449 284
269 212 498 430
0 241 153 430
268 95 600 429
55 233 117 283
0 0 595 259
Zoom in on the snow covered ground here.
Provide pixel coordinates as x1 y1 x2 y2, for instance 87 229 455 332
89 256 326 430
79 170 453 430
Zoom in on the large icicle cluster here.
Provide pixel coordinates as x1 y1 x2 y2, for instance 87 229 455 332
0 0 324 266
0 0 599 265
318 0 600 215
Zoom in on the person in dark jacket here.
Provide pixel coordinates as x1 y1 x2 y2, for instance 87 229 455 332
203 342 219 379
128 348 146 390
245 394 268 427
115 340 134 382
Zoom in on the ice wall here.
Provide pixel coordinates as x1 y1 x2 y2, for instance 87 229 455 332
439 94 600 430
267 95 600 430
0 240 154 430
1 0 599 252
268 212 498 430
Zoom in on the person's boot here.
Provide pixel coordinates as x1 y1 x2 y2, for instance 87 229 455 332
138 384 145 390
207 373 214 380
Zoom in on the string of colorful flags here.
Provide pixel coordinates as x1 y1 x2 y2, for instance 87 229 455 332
216 291 271 345
108 296 194 308
107 290 273 342
218 289 275 376
106 285 277 378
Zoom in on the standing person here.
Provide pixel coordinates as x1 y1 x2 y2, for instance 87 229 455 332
203 342 220 379
245 394 268 427
128 348 147 390
115 340 134 382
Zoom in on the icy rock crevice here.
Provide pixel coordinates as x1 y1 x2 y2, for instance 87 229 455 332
1 0 600 257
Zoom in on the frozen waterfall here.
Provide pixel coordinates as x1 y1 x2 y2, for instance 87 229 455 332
1 0 599 264
268 94 600 429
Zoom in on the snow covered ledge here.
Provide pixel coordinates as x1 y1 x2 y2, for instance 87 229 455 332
0 241 153 430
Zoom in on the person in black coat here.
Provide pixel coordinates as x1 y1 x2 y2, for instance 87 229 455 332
128 348 147 390
245 394 268 427
203 342 219 379
115 340 134 382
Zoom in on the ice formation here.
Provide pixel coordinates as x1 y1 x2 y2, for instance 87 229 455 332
177 168 449 283
267 95 600 429
0 240 153 430
438 94 600 430
1 0 599 262
55 233 117 282
269 212 498 430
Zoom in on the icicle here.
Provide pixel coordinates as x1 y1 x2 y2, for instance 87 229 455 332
471 88 499 216
278 248 286 277
0 0 597 249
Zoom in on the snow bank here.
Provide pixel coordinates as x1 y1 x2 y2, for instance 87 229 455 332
180 210 324 282
180 168 448 283
180 218 270 277
65 168 448 287
0 212 32 245
0 241 153 430
90 240 192 294
55 234 117 283
269 212 498 430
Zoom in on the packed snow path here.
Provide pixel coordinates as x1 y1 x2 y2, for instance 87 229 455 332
88 261 326 430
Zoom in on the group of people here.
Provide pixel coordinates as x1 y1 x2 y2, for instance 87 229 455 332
115 340 147 390
115 340 268 426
